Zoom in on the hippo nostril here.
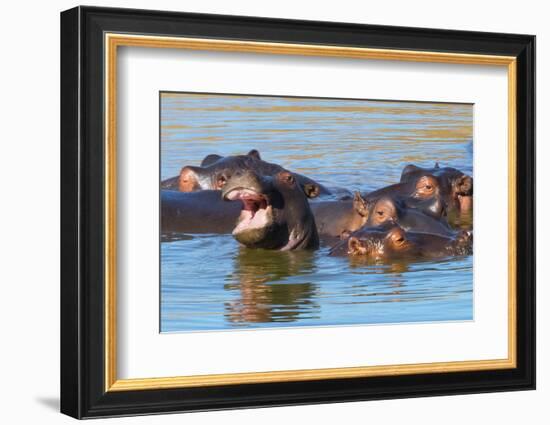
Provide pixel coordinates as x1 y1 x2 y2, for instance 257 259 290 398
216 177 227 189
457 230 473 244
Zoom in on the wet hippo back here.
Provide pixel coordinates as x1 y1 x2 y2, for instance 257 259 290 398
310 192 369 238
161 190 241 234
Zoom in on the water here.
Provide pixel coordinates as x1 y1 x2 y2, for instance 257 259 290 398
160 92 473 332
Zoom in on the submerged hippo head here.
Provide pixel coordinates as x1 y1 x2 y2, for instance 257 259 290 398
363 174 447 219
400 163 473 213
222 170 319 250
358 195 452 236
177 150 261 192
331 224 472 260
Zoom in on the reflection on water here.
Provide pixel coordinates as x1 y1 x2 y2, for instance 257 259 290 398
447 209 474 230
224 249 319 325
160 93 473 332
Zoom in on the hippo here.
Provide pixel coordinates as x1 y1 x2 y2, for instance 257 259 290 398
309 192 369 239
222 169 319 250
362 174 447 219
400 163 473 214
329 223 473 260
161 188 364 240
359 195 454 237
161 190 241 235
311 191 452 241
161 149 331 196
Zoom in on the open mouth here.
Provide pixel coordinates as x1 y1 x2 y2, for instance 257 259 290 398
224 188 272 235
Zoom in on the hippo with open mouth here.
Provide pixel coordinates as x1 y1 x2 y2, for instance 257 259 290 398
330 223 472 260
222 170 319 250
161 149 330 197
400 163 473 214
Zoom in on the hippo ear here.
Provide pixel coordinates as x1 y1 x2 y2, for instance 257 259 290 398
247 149 261 160
456 230 473 246
178 166 202 192
303 183 320 199
400 164 420 181
353 191 369 218
200 154 222 167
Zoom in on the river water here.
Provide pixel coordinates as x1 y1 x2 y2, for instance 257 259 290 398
160 92 473 332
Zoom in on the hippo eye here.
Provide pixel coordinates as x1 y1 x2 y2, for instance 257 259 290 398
280 172 295 184
416 176 437 196
419 183 434 192
376 210 384 216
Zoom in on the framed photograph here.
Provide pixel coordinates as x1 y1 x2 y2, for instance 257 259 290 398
60 6 535 419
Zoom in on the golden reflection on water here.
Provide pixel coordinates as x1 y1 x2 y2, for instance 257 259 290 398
170 105 471 115
224 248 319 324
160 93 473 190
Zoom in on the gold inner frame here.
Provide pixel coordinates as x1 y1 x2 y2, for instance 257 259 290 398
104 33 517 392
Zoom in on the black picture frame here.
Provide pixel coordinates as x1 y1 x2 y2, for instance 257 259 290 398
60 5 535 419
